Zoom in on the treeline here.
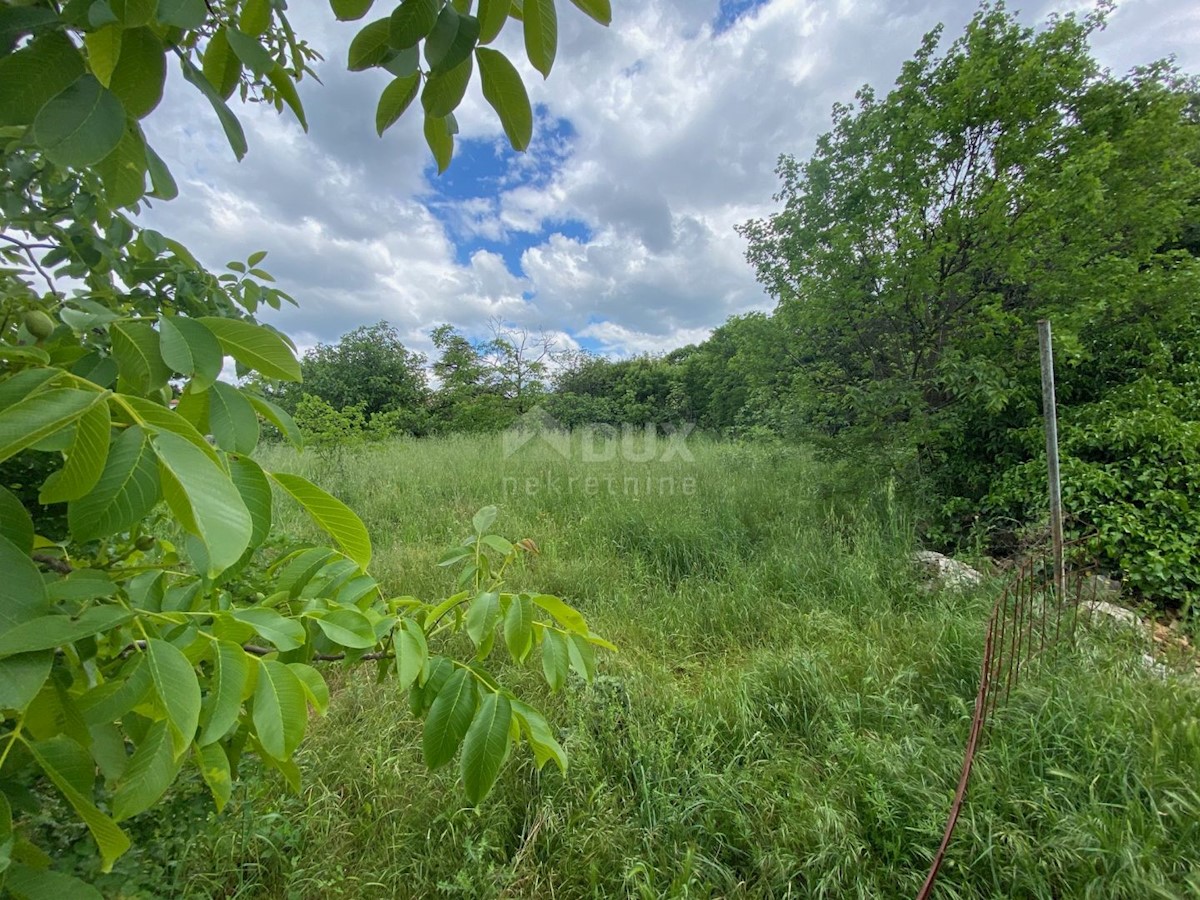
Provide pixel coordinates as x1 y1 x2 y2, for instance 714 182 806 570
264 313 789 438
275 3 1199 608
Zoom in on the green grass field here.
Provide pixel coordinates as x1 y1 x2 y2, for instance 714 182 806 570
144 435 1197 898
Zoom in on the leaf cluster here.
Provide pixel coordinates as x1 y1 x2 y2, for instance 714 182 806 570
0 1 614 893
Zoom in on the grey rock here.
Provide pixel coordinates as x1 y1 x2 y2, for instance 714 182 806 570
1083 600 1145 632
913 550 985 590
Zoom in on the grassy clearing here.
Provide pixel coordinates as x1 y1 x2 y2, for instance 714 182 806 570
156 435 1198 898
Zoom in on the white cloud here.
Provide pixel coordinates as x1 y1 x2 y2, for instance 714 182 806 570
137 0 1200 359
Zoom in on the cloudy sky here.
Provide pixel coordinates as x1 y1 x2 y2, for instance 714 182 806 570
139 0 1200 360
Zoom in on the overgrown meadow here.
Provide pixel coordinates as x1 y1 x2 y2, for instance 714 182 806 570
95 434 1200 899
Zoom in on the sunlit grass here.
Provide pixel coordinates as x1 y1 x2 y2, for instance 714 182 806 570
168 434 1200 898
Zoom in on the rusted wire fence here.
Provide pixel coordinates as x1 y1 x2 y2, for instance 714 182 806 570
917 541 1101 899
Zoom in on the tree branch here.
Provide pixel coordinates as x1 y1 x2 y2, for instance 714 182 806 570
0 232 60 296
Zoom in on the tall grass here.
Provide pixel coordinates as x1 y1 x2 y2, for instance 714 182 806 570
163 434 1198 898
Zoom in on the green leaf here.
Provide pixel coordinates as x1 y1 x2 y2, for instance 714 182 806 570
309 607 376 649
181 55 247 160
112 719 181 821
225 27 274 79
112 0 157 27
33 74 126 166
77 655 153 725
267 471 372 568
165 384 208 438
389 0 440 50
503 593 533 663
376 72 421 135
231 607 305 652
568 0 610 25
87 1 119 27
197 317 301 381
108 27 166 119
266 62 308 130
122 395 222 465
480 533 514 555
331 0 376 21
199 640 250 745
159 316 223 388
85 26 123 87
423 667 477 769
196 742 233 811
229 454 272 547
0 793 11 872
0 388 106 465
4 864 105 900
145 638 202 758
394 618 428 690
523 0 556 78
39 393 111 503
424 7 480 73
207 382 259 454
422 55 473 118
68 424 160 542
72 353 119 388
532 593 588 633
29 736 132 871
0 652 53 712
146 143 179 199
0 345 50 365
273 547 337 597
540 628 569 691
246 393 303 448
0 33 86 127
511 698 566 772
465 591 500 649
289 662 330 714
472 505 498 534
45 570 117 603
0 3 56 38
477 0 508 44
0 367 57 406
476 47 532 151
0 606 133 658
153 430 253 578
438 545 473 566
252 658 307 760
423 113 454 173
567 632 596 680
157 0 207 29
348 17 393 70
0 484 34 554
201 26 241 100
461 692 511 803
89 721 130 782
382 44 420 77
111 321 171 395
239 0 272 36
94 124 149 208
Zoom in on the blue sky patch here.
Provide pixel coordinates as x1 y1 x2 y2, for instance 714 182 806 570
713 0 770 34
425 112 586 276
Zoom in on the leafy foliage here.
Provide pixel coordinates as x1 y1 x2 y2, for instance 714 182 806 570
271 322 430 428
735 3 1200 606
0 0 611 892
